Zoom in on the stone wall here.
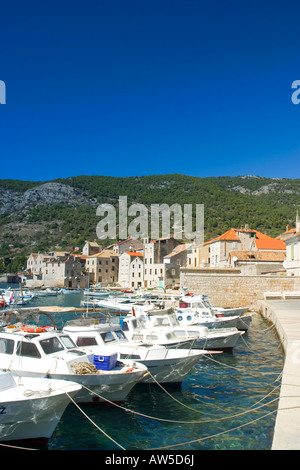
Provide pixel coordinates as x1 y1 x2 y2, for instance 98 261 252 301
180 268 300 308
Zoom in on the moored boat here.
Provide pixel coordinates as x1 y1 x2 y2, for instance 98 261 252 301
0 370 81 446
0 324 148 404
177 295 253 331
63 317 214 384
127 307 244 351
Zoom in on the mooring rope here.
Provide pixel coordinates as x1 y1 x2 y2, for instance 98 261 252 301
150 408 280 450
148 366 282 416
201 350 282 376
79 379 280 425
0 442 38 450
65 391 126 450
0 379 282 451
68 383 281 451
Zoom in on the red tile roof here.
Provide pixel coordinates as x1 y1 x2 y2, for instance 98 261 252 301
254 238 286 251
125 251 143 257
201 228 285 247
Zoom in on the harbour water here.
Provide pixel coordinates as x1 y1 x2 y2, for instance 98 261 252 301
0 286 284 450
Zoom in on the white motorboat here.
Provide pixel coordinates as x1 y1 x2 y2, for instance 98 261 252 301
0 325 147 404
177 295 253 331
63 317 213 384
0 370 81 446
129 307 244 351
181 294 249 317
120 314 199 349
83 289 111 298
91 297 145 313
61 288 81 294
43 288 59 296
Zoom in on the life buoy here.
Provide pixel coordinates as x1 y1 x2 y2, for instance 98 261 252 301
21 325 47 333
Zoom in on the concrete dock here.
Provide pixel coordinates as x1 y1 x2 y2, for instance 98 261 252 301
259 299 300 450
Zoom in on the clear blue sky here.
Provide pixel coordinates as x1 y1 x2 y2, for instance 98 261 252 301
1 0 300 181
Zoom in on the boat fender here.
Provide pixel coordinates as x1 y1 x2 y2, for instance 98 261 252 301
5 325 20 331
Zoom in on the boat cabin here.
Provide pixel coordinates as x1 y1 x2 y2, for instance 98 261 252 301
179 295 212 311
0 328 90 373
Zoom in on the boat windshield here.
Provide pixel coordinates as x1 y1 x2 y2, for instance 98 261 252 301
60 335 77 349
114 330 126 340
100 331 116 343
152 317 171 327
39 336 65 354
39 335 77 354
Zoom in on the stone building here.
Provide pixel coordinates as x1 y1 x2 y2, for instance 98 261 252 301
112 238 144 255
43 256 84 288
85 249 118 285
188 226 286 270
27 253 51 276
26 252 87 288
143 237 180 289
163 243 192 288
228 250 286 275
82 241 103 256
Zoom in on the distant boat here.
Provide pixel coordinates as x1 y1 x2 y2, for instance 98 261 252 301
60 288 77 294
44 288 59 296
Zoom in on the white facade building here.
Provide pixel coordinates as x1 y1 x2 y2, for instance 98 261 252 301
285 212 300 276
118 251 144 289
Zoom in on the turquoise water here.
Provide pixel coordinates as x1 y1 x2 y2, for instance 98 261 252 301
1 286 284 450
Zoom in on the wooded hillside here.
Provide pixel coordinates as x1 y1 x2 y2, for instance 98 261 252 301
0 174 299 273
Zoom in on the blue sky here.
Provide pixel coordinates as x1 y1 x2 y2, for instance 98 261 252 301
1 0 300 181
